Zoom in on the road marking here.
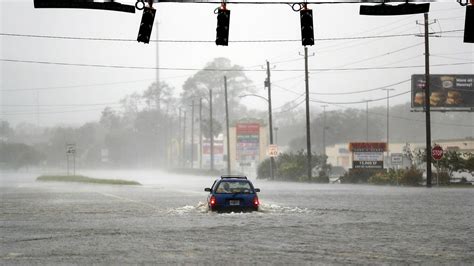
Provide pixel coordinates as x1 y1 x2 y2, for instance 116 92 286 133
97 192 158 210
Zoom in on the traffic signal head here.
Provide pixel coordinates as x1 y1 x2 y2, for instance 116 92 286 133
216 8 230 46
300 9 314 46
464 5 474 43
137 7 156 44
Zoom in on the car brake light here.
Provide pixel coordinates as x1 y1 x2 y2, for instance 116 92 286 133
253 196 259 207
210 196 216 206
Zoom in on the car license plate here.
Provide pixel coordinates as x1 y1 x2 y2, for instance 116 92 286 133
229 200 240 206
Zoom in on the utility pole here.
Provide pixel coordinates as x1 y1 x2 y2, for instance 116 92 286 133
304 47 312 181
424 12 433 188
178 108 182 168
322 105 328 156
224 76 231 175
191 100 195 169
156 19 159 87
36 91 39 128
365 100 369 142
199 98 203 169
266 60 275 180
166 107 171 166
210 89 214 171
182 110 187 168
381 88 395 160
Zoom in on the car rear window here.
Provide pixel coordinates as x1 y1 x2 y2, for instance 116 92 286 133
215 181 253 194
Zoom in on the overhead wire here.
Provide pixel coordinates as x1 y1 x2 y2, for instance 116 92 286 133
0 30 463 43
309 79 410 95
2 58 472 72
0 79 155 92
309 90 411 104
314 101 474 128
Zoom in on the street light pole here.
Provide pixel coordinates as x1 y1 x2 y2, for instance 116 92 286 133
224 76 231 175
239 93 274 179
178 107 182 168
209 88 214 171
199 98 203 169
274 127 279 146
182 110 187 168
191 100 195 169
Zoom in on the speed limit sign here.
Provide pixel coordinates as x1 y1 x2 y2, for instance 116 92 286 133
431 145 444 161
268 144 278 157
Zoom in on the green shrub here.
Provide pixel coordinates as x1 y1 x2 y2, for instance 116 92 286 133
37 175 141 185
433 170 450 186
257 151 330 183
341 169 384 184
368 172 392 185
399 166 423 186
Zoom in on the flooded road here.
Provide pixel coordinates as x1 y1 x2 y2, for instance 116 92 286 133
1 170 473 264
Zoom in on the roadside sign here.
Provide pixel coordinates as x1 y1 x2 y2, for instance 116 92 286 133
391 153 403 165
431 145 444 161
66 144 76 154
350 142 386 170
268 144 278 157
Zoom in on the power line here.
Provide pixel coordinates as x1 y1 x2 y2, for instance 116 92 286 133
369 110 474 128
0 30 463 43
315 42 424 73
274 98 306 114
311 62 474 72
332 42 424 67
1 107 119 116
321 102 474 128
1 102 121 107
274 92 306 110
308 79 410 95
309 90 411 104
2 58 472 72
0 79 155 92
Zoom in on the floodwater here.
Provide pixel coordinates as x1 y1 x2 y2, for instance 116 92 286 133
1 169 473 264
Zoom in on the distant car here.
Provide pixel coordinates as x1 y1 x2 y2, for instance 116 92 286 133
452 170 474 183
204 176 260 212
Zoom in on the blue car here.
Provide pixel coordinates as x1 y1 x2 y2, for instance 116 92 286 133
204 176 261 212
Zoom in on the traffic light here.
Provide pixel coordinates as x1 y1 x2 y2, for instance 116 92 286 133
464 5 474 43
137 7 156 44
300 9 314 46
359 3 430 16
216 8 230 46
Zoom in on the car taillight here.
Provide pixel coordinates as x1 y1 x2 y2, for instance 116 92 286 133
210 196 216 207
253 196 259 207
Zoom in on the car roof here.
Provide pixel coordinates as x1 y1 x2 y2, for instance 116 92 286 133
220 175 247 180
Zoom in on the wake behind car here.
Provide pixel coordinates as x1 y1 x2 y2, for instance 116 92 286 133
204 176 260 212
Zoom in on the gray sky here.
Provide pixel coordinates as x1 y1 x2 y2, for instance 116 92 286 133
1 0 472 127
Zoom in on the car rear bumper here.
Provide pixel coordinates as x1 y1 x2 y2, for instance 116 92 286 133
209 206 258 213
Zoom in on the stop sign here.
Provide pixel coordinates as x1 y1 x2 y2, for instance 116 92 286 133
431 145 444 161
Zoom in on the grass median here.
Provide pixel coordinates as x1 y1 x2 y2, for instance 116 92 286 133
36 175 141 186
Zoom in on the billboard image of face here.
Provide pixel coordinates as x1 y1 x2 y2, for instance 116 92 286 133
411 75 474 111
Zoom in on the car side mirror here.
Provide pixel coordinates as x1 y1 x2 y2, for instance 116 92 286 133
255 188 260 192
204 188 211 192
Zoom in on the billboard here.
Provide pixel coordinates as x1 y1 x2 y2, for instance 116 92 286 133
349 142 386 170
236 123 260 163
202 140 224 169
411 74 474 111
